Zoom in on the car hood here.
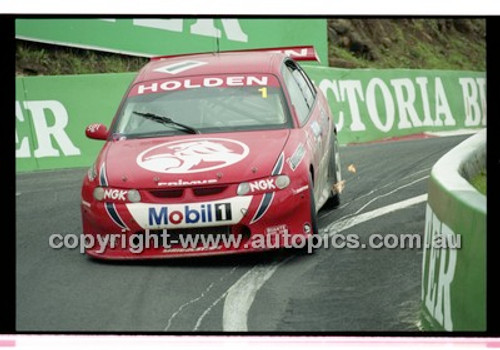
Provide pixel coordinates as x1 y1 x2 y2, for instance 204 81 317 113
100 130 290 188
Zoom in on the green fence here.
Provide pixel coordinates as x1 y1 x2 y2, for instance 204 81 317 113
15 67 486 172
16 18 328 64
421 129 486 331
306 67 486 144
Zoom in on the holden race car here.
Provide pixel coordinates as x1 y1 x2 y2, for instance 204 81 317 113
81 45 342 259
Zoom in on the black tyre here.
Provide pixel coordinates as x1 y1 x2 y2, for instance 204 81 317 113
292 174 319 256
308 174 319 236
325 135 341 209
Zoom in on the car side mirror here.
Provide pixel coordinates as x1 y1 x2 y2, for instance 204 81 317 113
85 123 108 140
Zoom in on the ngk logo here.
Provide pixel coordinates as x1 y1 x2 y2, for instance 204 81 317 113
249 179 276 192
103 189 128 201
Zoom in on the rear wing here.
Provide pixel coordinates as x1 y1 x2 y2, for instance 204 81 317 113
151 45 320 63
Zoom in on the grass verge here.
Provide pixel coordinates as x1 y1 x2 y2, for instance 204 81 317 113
470 170 486 195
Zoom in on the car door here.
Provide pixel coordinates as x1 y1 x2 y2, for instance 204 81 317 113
281 59 331 204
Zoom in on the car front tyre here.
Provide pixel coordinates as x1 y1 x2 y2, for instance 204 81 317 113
326 136 341 208
308 174 319 236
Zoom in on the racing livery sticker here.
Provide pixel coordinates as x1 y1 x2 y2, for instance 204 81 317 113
99 162 108 187
136 138 249 174
105 202 129 231
98 162 130 230
250 152 284 224
130 74 280 96
153 60 208 75
287 143 305 171
126 196 253 229
266 224 289 235
87 123 102 133
310 121 322 140
103 188 128 201
158 178 218 187
248 178 277 193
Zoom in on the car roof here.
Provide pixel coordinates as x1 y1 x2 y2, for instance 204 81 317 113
133 51 287 84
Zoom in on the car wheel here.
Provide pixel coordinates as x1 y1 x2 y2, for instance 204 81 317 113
326 136 341 208
308 174 319 236
291 174 319 255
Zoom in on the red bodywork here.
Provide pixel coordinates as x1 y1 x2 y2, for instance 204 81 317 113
81 46 339 259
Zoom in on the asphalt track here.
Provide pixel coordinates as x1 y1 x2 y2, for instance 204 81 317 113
16 134 469 332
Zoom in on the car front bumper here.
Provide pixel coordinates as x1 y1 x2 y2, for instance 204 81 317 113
81 181 313 259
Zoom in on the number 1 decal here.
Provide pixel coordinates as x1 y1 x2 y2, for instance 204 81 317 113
258 87 268 98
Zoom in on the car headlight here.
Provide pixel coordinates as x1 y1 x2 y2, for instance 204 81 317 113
275 175 290 189
93 187 105 201
237 182 251 196
127 189 141 203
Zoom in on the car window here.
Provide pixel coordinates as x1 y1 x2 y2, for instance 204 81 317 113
282 61 313 125
286 61 316 109
113 74 292 138
297 65 317 97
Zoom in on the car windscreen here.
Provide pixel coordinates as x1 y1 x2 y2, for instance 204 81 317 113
112 74 291 139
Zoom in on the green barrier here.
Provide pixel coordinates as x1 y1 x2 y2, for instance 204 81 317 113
15 73 135 172
16 19 328 65
421 130 486 331
15 68 486 172
304 66 486 144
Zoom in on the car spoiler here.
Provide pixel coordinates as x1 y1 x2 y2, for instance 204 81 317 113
151 45 320 63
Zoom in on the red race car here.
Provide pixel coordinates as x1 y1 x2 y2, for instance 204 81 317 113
81 46 341 259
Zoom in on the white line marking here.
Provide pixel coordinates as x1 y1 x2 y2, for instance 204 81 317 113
222 194 428 331
319 168 431 219
324 194 428 234
165 266 237 331
222 259 290 331
351 175 428 216
193 290 228 331
425 128 482 137
165 282 215 331
402 167 432 179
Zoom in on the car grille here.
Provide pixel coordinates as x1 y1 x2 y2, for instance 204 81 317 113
192 186 227 196
149 189 183 198
149 185 228 198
